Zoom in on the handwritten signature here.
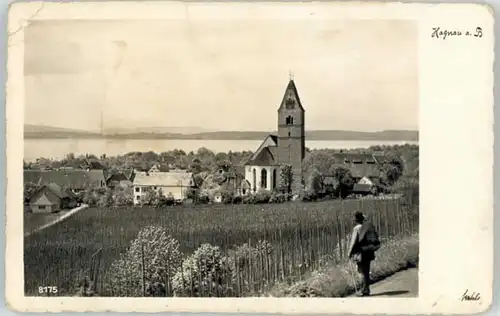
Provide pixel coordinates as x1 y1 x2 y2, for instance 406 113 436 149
460 289 481 301
431 27 483 40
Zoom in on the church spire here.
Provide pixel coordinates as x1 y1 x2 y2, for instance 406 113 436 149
278 74 304 112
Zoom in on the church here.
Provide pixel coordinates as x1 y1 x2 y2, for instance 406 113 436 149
243 77 305 195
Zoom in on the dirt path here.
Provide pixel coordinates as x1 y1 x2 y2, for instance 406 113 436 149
24 204 88 238
350 268 418 297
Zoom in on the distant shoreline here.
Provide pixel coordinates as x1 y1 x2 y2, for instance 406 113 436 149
24 131 419 142
24 136 419 141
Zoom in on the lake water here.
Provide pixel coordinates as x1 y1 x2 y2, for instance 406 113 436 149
24 139 418 162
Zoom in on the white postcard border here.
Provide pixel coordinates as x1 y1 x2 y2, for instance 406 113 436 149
5 1 494 314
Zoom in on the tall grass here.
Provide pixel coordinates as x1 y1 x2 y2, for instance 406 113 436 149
24 196 418 296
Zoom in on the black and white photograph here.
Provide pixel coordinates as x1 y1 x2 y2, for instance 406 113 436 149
5 1 493 314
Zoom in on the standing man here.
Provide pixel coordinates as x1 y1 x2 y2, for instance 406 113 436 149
347 211 380 297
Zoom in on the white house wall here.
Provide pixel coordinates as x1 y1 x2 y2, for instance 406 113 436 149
133 185 189 205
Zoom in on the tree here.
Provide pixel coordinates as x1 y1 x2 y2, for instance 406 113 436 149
302 150 335 175
172 243 233 297
277 164 293 194
24 182 41 204
104 226 182 297
114 187 133 206
382 157 405 185
143 189 160 206
97 188 114 208
306 168 323 196
331 166 354 198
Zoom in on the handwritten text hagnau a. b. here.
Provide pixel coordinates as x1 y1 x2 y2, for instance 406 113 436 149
431 27 483 40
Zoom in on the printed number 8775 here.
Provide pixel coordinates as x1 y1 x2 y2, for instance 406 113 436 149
38 286 58 294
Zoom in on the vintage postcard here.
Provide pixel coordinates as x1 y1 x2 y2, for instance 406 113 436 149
5 1 494 314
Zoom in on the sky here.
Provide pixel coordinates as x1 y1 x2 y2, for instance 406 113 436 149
24 19 418 132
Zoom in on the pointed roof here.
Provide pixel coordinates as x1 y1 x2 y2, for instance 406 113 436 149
278 79 305 112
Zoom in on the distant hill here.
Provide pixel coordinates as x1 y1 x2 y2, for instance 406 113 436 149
24 125 418 141
104 126 217 135
24 124 101 138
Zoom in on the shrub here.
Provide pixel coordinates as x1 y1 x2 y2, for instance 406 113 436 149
277 164 293 194
231 195 243 204
221 189 235 204
114 187 133 206
299 188 318 202
269 192 289 204
197 190 211 204
97 188 114 208
254 189 272 204
103 226 182 296
172 244 233 297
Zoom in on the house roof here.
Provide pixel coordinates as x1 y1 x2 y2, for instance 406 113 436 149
24 169 106 190
372 152 389 164
30 182 76 204
349 163 382 178
332 153 377 164
46 183 69 198
352 183 373 193
133 171 194 187
106 169 135 182
31 190 60 205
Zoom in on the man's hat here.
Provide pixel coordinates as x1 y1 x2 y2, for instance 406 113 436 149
354 211 365 222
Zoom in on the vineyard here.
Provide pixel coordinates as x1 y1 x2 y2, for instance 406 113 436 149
24 196 418 297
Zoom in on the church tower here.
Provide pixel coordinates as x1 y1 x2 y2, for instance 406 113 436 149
276 76 305 194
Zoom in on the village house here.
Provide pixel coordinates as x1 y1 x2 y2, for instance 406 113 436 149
201 166 249 202
133 171 196 205
106 169 135 188
331 152 389 195
148 163 170 173
24 169 107 193
28 183 78 213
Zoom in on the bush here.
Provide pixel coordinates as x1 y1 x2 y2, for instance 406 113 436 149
254 189 272 204
221 189 235 204
197 190 210 204
103 226 182 296
231 195 243 204
114 187 133 206
172 243 233 297
299 189 318 202
269 192 289 204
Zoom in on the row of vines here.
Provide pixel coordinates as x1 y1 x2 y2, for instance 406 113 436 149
25 190 418 297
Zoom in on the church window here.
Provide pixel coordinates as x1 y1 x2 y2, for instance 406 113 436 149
261 169 267 189
272 169 277 189
288 132 291 137
286 115 294 125
252 169 256 192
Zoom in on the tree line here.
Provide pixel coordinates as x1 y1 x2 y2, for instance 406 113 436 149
24 144 419 206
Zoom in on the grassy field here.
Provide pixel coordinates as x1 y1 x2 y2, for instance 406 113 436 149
24 198 418 296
